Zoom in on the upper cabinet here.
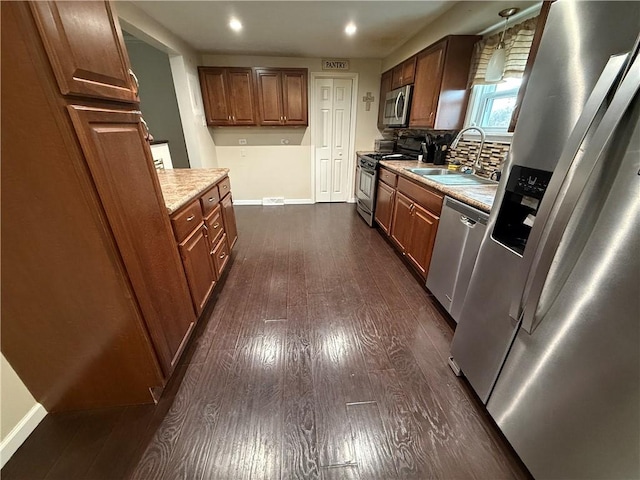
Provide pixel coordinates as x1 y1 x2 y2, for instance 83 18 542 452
391 56 417 89
409 36 479 130
378 70 393 128
29 1 138 103
255 68 308 126
198 66 308 127
198 67 257 126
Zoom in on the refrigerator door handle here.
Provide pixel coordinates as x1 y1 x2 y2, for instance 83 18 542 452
508 53 630 327
519 53 640 334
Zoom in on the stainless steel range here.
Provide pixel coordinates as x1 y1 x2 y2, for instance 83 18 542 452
355 151 418 226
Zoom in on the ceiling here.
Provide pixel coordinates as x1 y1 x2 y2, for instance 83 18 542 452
129 1 459 58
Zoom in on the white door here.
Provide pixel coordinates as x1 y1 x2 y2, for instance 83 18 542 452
314 78 353 202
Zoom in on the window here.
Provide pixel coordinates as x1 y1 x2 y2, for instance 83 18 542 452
465 77 522 134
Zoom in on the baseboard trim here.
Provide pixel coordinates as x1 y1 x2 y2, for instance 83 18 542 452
284 198 314 205
232 199 315 206
0 403 47 468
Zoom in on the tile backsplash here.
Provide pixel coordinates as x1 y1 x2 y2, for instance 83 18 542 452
446 139 511 178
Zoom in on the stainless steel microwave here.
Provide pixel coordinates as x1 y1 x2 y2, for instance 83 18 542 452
382 85 412 127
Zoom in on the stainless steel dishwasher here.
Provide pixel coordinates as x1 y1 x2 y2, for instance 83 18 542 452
426 196 488 323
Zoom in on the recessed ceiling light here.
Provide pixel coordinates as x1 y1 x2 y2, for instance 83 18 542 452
229 18 242 32
345 23 357 36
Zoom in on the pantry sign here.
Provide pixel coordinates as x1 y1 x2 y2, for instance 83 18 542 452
322 59 350 71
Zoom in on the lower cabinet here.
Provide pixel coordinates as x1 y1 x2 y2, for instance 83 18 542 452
180 224 216 315
170 176 237 315
374 180 395 234
379 172 443 280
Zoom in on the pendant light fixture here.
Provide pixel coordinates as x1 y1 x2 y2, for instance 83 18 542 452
485 7 520 82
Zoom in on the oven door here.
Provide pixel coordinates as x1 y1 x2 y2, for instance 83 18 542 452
356 164 376 211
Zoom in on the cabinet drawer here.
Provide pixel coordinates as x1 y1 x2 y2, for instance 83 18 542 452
397 176 443 216
171 201 203 242
218 177 231 198
205 204 224 248
212 234 230 277
200 185 220 216
379 168 397 187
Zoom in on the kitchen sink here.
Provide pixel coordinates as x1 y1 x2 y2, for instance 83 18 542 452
406 168 456 175
427 174 496 186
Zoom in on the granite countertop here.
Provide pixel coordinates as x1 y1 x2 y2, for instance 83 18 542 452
379 160 498 213
156 168 230 214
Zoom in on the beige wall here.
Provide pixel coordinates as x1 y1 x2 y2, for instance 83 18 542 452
1 354 39 440
201 54 382 202
382 1 539 72
115 1 218 168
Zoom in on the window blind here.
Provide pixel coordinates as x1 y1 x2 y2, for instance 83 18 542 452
469 16 538 86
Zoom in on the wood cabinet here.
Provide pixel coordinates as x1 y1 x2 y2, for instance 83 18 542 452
376 168 444 280
2 1 202 411
221 192 238 249
179 224 216 315
169 175 237 314
29 1 138 103
198 67 257 126
374 179 395 235
378 70 393 128
391 56 417 89
409 35 480 130
255 68 308 126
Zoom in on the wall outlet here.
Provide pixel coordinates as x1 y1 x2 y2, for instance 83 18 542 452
240 148 246 157
280 138 290 145
239 138 247 145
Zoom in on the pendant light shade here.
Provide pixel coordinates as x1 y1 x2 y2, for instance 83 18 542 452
485 43 506 82
484 7 520 83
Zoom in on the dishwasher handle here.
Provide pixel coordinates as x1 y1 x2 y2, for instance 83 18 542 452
460 215 477 228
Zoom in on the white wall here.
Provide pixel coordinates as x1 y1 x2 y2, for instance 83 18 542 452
201 54 381 202
115 1 218 169
382 0 539 71
1 354 47 467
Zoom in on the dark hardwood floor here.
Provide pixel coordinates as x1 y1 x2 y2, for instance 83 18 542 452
2 204 531 480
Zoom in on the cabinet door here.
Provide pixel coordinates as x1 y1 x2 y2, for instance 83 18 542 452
221 193 238 250
67 106 196 375
180 224 216 316
374 180 395 235
227 68 257 125
30 1 137 103
391 64 404 89
391 191 414 252
199 67 233 126
409 42 445 128
406 204 439 279
282 70 308 125
402 57 417 85
378 70 393 127
255 68 284 125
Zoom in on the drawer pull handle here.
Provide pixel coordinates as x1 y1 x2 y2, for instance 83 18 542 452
219 252 226 259
128 69 139 94
208 197 215 202
186 215 195 221
213 223 220 229
222 185 228 190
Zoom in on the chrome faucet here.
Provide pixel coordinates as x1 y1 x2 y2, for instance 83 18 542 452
450 126 486 174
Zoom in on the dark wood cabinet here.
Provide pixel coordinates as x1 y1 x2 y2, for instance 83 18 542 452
221 193 238 250
2 1 203 412
198 67 256 126
179 224 217 316
406 204 439 277
374 180 395 234
255 68 308 126
378 70 393 128
409 35 479 130
391 191 414 252
29 1 138 103
68 106 196 372
391 57 417 89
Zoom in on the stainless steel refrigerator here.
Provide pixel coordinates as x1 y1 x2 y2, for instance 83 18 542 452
450 1 640 478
